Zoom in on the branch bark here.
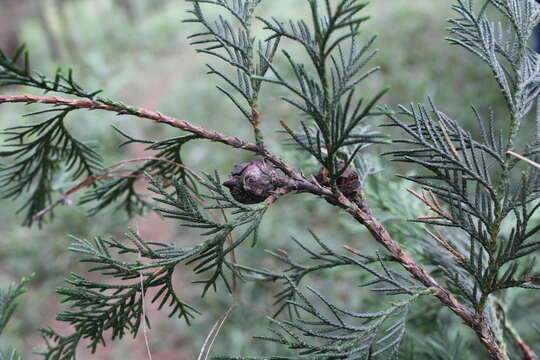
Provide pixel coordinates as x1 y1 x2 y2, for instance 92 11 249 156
0 94 306 180
340 195 509 360
0 93 510 359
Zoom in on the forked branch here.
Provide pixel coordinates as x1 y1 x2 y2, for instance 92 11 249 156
0 93 511 359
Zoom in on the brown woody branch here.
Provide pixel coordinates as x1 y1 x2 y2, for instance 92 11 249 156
494 301 538 360
0 94 260 150
337 195 509 360
0 93 510 359
0 94 304 182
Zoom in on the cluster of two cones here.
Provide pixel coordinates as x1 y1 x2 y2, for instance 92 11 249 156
223 159 361 204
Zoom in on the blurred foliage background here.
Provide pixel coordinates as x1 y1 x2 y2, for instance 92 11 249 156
0 0 526 359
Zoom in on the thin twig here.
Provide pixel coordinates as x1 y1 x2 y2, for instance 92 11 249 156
425 228 468 265
439 120 460 158
0 94 302 180
495 300 538 360
406 188 452 220
505 321 538 360
32 172 140 221
264 186 293 205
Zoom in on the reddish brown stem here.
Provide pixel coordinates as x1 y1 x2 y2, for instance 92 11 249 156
339 195 509 360
0 94 304 179
512 335 538 360
32 172 141 221
502 316 538 360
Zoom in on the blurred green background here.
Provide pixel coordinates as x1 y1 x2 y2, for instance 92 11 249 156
0 0 518 359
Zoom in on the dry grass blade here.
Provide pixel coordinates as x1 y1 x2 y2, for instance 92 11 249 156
137 225 153 360
507 151 540 169
197 306 235 360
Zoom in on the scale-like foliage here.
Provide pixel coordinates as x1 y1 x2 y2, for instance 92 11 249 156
448 0 540 119
0 276 32 360
149 173 267 294
0 48 105 226
185 0 280 145
38 173 269 358
0 45 101 98
79 129 200 216
36 231 200 359
256 0 388 184
0 275 33 336
231 231 408 317
2 0 540 359
399 328 473 360
385 101 502 247
258 280 430 360
1 109 103 226
386 0 540 313
228 231 427 359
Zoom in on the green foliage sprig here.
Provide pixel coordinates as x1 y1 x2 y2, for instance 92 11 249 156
79 129 201 216
260 282 432 359
231 231 401 316
0 47 106 226
1 0 540 359
185 0 280 146
37 230 199 360
38 171 271 357
0 275 33 360
1 108 103 226
149 173 268 294
386 0 540 317
0 46 101 98
0 275 33 336
256 0 388 185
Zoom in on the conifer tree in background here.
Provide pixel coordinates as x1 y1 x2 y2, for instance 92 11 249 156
1 0 540 359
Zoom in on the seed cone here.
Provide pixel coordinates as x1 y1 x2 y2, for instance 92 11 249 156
223 159 279 204
315 163 361 199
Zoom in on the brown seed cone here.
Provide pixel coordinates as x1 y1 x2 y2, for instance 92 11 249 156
223 159 279 204
315 162 361 199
